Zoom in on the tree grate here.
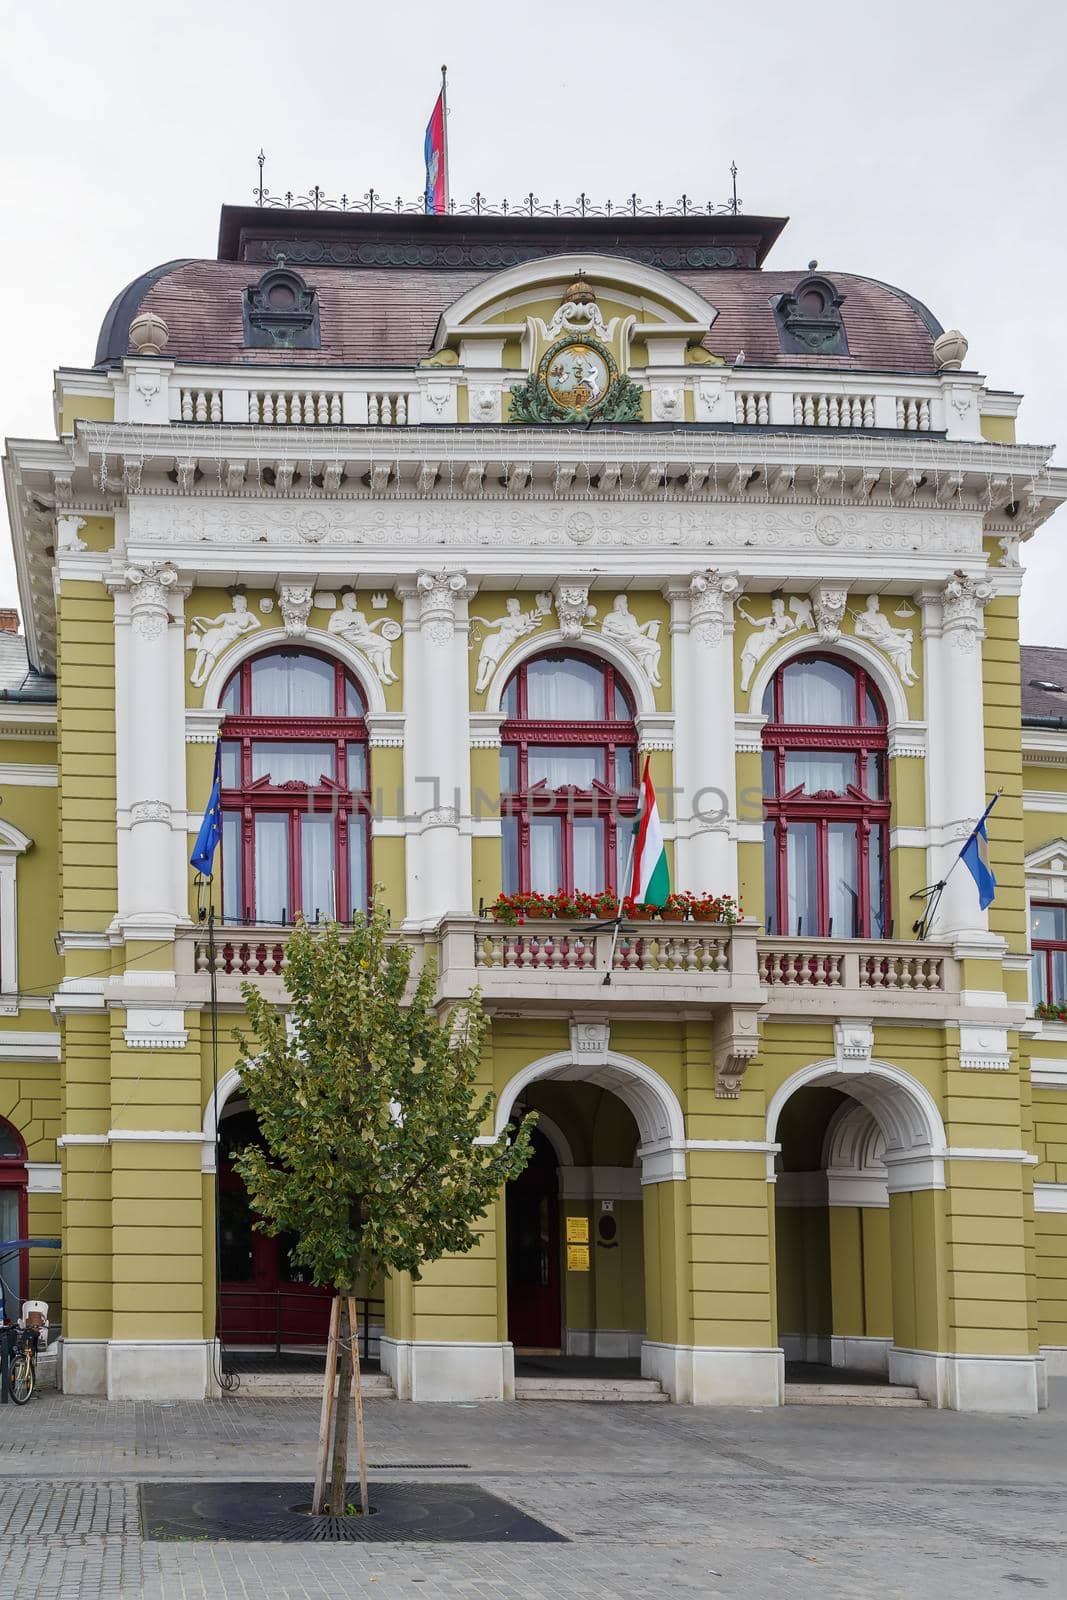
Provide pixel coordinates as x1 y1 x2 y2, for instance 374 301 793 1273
139 1480 565 1544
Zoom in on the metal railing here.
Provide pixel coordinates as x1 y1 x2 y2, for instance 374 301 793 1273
220 1288 383 1363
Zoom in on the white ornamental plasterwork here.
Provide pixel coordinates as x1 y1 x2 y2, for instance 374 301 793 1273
129 800 173 824
996 533 1022 568
326 594 402 684
125 562 179 641
278 583 314 637
553 582 596 641
735 595 814 690
469 594 552 693
127 499 984 557
850 596 918 684
812 583 849 643
186 594 260 687
652 387 684 422
688 569 741 647
940 570 993 653
599 595 663 688
416 571 468 646
56 515 87 553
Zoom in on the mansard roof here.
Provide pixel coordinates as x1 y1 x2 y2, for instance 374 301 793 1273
1022 645 1067 726
94 207 944 375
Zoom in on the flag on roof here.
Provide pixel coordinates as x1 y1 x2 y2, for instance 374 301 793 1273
424 76 447 216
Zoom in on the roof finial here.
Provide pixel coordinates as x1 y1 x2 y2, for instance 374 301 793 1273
564 270 596 305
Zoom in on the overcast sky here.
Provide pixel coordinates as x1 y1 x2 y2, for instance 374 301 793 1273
2 0 1064 644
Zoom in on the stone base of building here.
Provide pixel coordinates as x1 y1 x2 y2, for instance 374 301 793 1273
889 1346 1047 1413
640 1341 785 1405
1041 1345 1067 1377
830 1335 893 1375
61 1338 220 1400
563 1327 644 1358
380 1337 515 1401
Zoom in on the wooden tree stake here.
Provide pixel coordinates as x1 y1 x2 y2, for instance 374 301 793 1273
348 1294 370 1517
312 1295 341 1515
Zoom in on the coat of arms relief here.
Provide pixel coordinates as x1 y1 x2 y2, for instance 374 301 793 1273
507 276 644 423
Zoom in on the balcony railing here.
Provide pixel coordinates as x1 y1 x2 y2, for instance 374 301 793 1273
181 921 964 1017
115 365 986 442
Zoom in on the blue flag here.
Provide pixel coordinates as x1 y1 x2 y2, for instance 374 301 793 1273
959 795 998 911
190 741 223 878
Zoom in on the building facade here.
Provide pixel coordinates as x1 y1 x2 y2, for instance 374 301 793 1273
3 202 1067 1410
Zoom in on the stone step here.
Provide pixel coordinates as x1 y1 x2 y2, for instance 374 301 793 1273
785 1382 927 1407
230 1372 396 1399
515 1377 669 1402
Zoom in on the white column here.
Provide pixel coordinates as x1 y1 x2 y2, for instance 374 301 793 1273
399 570 474 926
111 561 186 934
921 573 994 939
666 571 740 898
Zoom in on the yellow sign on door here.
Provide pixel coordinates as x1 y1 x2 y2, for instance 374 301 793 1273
566 1216 590 1244
567 1244 591 1273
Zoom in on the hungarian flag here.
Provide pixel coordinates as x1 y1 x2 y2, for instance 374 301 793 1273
424 89 447 215
629 757 670 907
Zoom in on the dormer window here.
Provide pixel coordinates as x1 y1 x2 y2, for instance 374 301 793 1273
243 265 321 350
772 273 848 356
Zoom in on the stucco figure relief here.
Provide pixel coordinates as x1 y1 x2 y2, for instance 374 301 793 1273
599 594 663 688
850 595 918 685
469 595 552 693
185 594 260 687
326 593 402 684
736 596 813 690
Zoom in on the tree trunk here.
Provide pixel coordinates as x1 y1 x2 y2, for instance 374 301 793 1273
328 1296 354 1513
348 1295 370 1517
312 1296 341 1514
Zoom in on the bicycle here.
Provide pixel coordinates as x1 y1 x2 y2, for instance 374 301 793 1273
9 1328 38 1405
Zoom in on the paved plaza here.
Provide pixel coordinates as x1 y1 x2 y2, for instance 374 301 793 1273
0 1383 1065 1598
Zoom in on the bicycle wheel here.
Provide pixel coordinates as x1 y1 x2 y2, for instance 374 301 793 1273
9 1351 34 1404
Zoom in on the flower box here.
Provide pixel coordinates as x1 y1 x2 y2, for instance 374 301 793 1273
484 890 740 927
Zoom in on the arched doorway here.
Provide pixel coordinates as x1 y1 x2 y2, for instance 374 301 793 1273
216 1099 333 1350
0 1118 28 1322
768 1060 946 1387
497 1044 683 1382
505 1125 561 1351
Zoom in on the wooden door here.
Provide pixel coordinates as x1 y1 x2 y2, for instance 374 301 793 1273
506 1128 561 1351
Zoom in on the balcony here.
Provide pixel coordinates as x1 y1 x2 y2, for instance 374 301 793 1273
178 920 961 1022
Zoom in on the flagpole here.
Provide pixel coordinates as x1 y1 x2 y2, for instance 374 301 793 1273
440 64 450 212
602 818 638 988
911 788 1002 940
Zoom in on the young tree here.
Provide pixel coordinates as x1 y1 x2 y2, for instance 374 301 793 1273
233 906 535 1516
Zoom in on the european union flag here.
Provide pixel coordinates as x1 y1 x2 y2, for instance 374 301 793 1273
959 795 998 911
191 740 223 878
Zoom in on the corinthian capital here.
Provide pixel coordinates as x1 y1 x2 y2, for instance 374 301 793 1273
415 570 469 645
688 569 741 647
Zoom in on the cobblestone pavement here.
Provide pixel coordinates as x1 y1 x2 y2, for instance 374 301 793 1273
0 1383 1064 1598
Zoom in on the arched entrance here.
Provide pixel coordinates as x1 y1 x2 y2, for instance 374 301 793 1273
216 1098 334 1350
496 1044 683 1382
767 1060 947 1388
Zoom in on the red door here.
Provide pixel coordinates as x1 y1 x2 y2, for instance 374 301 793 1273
506 1128 561 1352
218 1108 331 1346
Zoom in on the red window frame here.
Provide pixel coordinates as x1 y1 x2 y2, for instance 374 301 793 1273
219 648 370 924
1030 902 1067 1006
0 1117 28 1313
500 651 639 895
762 654 890 939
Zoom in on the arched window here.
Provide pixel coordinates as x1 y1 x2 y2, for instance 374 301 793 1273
761 654 889 938
0 1117 27 1319
500 651 638 895
219 648 370 924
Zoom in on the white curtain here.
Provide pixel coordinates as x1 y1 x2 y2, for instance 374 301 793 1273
827 822 859 936
571 818 604 894
251 741 334 785
221 812 243 922
255 814 289 920
348 815 368 919
300 815 334 920
784 752 853 794
786 823 818 935
781 659 855 725
529 817 562 892
526 658 602 720
251 653 333 716
528 747 604 789
867 822 886 937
